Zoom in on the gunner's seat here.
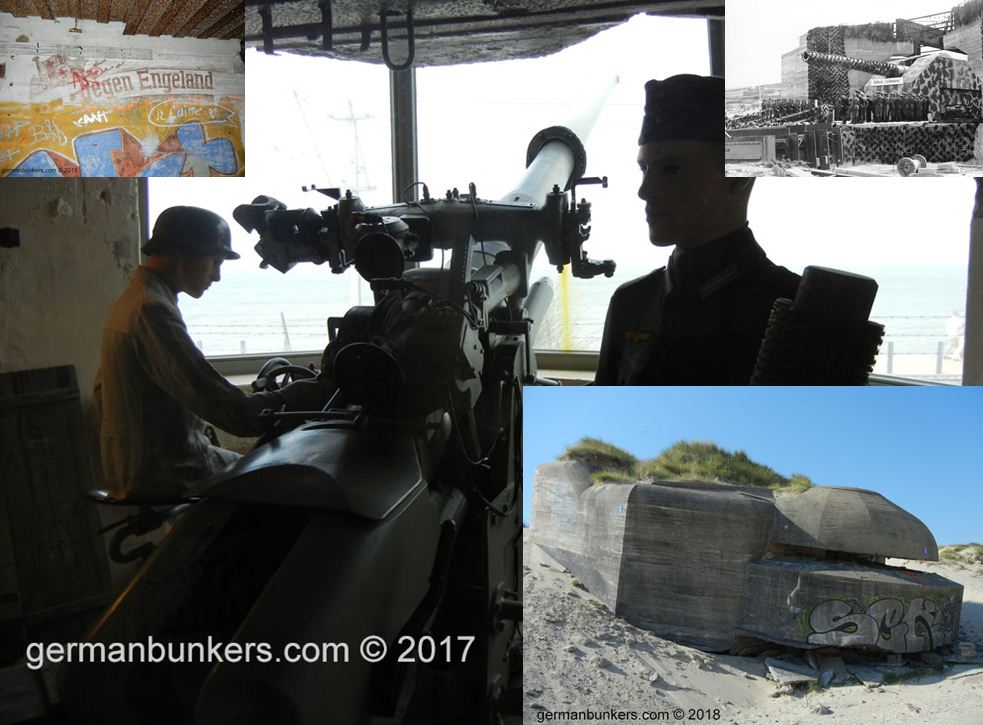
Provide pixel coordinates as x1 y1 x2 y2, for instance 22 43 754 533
85 489 198 564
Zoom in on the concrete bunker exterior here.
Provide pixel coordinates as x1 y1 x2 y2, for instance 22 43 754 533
531 461 963 653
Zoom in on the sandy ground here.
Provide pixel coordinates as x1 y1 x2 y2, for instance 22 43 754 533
524 530 983 725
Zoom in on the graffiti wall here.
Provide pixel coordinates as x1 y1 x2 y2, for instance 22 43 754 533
1 97 242 176
739 558 963 653
801 595 961 652
0 23 244 177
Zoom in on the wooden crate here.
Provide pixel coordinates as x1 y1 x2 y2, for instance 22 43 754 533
0 366 112 641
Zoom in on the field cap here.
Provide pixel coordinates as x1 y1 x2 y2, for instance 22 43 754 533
639 74 724 145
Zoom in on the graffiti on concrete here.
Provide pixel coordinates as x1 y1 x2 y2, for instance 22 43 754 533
801 595 959 652
74 111 110 128
31 55 126 99
148 100 236 127
30 55 218 103
0 98 243 177
8 122 238 177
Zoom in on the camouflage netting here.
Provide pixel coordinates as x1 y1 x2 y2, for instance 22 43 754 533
807 26 849 105
840 122 979 163
903 54 983 118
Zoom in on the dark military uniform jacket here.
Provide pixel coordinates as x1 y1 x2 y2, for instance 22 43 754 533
595 225 801 385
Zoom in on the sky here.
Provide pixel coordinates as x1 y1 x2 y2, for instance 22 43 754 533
151 13 974 279
728 0 964 89
523 387 983 545
147 12 975 365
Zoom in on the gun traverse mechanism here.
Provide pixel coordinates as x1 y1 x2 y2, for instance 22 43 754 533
60 79 618 725
802 50 906 78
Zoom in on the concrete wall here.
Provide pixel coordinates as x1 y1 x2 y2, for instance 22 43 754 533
781 36 809 99
944 20 983 79
615 482 774 651
739 558 962 652
0 178 141 438
532 461 630 609
0 178 144 587
531 464 966 653
532 469 776 652
0 13 244 177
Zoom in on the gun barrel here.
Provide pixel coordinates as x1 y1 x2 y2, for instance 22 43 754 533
525 278 554 347
501 75 618 205
801 51 905 78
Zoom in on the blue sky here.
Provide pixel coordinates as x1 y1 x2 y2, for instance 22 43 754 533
523 387 983 545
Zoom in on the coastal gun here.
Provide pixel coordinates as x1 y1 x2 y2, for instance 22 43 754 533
59 80 617 725
802 50 906 78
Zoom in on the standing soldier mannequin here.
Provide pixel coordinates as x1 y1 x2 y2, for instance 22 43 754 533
595 75 801 385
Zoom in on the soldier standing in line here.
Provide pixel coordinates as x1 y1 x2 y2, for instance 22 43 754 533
849 92 859 124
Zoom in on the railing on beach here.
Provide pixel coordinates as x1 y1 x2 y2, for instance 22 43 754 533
187 312 966 382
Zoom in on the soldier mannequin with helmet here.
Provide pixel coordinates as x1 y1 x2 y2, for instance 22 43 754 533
94 206 332 501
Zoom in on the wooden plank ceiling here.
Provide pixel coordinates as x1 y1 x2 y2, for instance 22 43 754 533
0 0 243 39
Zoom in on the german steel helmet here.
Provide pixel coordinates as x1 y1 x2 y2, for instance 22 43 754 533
142 206 240 259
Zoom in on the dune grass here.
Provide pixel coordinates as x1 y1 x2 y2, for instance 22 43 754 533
953 0 983 27
561 438 813 493
939 543 983 565
560 437 637 475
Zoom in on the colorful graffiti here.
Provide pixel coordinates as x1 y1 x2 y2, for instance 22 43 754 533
0 97 243 177
801 595 959 652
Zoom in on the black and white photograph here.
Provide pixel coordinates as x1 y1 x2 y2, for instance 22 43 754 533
727 0 983 176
